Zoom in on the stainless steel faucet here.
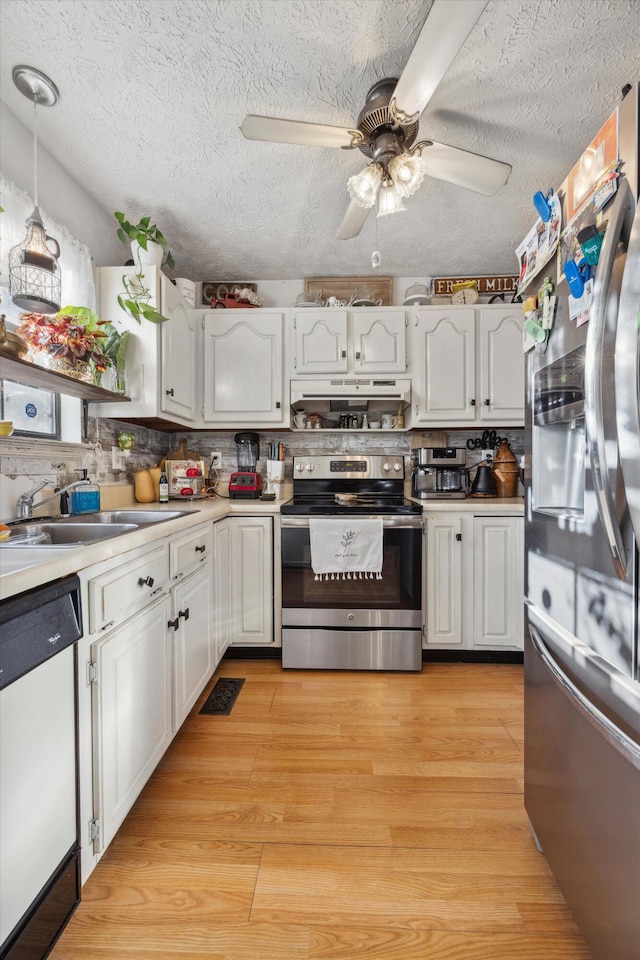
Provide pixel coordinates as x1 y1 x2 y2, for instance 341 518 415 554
16 479 90 520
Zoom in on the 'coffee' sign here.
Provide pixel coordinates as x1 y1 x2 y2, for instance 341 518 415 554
431 275 519 296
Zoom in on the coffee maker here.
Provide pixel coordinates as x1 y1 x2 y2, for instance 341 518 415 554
229 432 262 499
412 448 469 499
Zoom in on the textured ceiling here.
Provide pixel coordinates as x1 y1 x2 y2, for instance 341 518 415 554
1 0 639 281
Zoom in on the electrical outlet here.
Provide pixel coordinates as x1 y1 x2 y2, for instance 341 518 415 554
481 448 494 462
112 447 126 471
210 452 222 469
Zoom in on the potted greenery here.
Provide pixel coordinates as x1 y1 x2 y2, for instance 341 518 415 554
114 212 173 324
16 305 113 383
114 212 175 269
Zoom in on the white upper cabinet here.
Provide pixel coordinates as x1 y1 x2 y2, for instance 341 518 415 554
202 310 287 427
351 310 408 375
413 305 524 426
414 307 476 422
160 275 199 421
477 308 525 422
291 310 348 374
292 308 408 376
96 267 199 426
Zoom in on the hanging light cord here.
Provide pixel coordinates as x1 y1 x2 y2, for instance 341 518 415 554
32 94 39 206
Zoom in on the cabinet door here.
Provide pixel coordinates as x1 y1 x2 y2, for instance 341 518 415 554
160 274 198 421
213 518 232 662
478 308 524 423
351 310 407 375
414 308 476 423
292 310 348 374
171 564 214 730
472 517 524 649
424 514 465 648
203 311 285 424
92 596 172 851
230 516 273 645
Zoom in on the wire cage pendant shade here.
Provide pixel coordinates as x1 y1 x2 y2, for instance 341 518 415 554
10 206 62 312
9 65 62 314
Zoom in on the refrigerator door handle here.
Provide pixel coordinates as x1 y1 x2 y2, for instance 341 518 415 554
584 177 635 581
528 623 640 770
614 187 640 546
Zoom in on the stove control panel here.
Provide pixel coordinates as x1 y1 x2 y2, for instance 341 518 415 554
292 455 405 480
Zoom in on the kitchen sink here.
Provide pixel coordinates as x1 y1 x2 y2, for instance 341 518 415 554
58 510 197 525
3 522 139 545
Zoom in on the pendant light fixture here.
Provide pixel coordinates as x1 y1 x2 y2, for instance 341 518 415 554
9 65 62 314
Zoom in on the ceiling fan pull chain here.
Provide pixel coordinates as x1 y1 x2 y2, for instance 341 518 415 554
372 215 380 269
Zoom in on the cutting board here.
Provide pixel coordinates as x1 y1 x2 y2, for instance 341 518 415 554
304 276 393 306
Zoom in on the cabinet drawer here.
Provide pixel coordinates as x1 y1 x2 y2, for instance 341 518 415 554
89 544 169 633
170 523 212 580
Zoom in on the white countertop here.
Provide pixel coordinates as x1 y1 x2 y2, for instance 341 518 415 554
0 495 523 601
411 496 524 513
0 498 282 601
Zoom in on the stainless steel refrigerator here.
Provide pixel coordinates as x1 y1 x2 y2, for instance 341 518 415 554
524 84 639 960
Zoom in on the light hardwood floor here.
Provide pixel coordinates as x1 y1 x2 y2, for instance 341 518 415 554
52 660 592 960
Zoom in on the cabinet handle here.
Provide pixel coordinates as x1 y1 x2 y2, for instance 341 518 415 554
470 399 476 406
179 608 190 621
276 401 281 409
484 398 490 406
341 350 347 358
165 388 174 397
456 533 462 541
101 619 115 632
138 576 155 587
195 544 206 553
168 617 180 631
355 351 361 360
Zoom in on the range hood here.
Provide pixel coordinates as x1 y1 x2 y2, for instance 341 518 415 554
291 378 411 407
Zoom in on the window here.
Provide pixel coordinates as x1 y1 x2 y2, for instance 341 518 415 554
1 173 96 443
1 380 61 438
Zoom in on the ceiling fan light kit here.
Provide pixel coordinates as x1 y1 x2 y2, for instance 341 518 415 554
240 0 509 240
388 152 426 198
348 162 383 209
377 179 406 218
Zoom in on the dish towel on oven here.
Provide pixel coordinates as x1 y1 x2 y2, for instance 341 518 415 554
309 518 383 580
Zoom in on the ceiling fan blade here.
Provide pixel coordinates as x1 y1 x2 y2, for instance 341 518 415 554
391 0 488 124
336 199 371 240
420 140 511 195
241 115 361 149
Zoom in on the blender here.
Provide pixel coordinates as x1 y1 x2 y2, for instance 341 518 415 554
228 432 262 499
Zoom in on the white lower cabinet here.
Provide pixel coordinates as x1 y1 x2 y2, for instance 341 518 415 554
86 523 218 866
424 512 523 651
229 516 274 646
213 518 232 659
91 594 173 852
170 561 214 730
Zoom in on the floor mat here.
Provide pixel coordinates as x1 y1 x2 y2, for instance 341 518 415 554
199 678 245 715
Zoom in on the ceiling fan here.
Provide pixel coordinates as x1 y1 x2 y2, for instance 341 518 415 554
240 0 511 240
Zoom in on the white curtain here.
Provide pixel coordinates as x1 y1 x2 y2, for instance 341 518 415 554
0 173 96 327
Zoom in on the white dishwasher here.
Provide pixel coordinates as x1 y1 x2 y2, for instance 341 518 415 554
0 574 82 960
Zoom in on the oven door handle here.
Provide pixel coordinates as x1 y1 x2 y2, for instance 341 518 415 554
281 516 423 529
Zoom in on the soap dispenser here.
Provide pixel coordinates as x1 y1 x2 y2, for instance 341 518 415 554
70 469 101 515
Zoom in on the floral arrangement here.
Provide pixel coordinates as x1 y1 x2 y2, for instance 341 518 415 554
17 306 117 378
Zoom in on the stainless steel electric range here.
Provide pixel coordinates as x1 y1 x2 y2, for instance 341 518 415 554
280 455 423 671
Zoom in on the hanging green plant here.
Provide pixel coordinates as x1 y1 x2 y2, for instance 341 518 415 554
114 211 175 324
117 272 168 325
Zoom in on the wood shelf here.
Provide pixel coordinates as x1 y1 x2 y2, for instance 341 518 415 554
0 354 131 402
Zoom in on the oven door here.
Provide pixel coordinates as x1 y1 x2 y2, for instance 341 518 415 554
281 515 422 628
